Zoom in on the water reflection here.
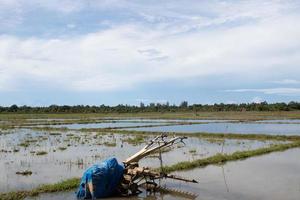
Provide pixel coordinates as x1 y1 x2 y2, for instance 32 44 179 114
0 129 277 192
26 148 300 200
125 122 300 135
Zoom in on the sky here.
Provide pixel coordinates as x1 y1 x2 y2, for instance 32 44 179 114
0 0 300 106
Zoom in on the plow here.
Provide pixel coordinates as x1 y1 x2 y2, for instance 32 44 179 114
77 134 198 199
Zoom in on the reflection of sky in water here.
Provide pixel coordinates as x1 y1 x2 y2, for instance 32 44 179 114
125 122 300 135
256 119 300 123
35 120 233 129
174 148 300 200
115 119 233 123
0 129 277 192
25 148 300 200
49 122 168 129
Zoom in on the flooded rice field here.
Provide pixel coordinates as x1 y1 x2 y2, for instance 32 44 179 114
0 128 277 192
0 117 299 199
46 122 168 129
25 148 300 200
17 118 300 135
21 119 234 129
124 122 300 135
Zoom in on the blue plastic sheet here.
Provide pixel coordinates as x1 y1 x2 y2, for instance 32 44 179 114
76 157 124 199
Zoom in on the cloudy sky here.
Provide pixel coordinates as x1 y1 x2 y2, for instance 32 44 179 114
0 0 300 106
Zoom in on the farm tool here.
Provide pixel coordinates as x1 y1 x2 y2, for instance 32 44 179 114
77 134 198 199
118 134 198 197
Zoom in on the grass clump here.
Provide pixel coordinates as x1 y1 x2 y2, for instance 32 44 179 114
103 141 117 147
24 139 38 143
36 151 48 156
58 147 67 151
49 132 61 136
13 148 20 153
189 149 197 154
203 138 225 144
19 142 30 148
123 135 145 145
16 170 32 176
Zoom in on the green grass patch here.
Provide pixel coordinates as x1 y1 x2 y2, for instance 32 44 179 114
0 178 80 200
49 132 61 136
1 111 300 121
36 151 48 156
189 149 197 154
103 141 117 147
58 147 67 151
18 142 30 148
122 135 146 145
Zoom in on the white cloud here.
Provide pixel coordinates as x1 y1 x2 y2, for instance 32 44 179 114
135 99 168 104
251 97 264 103
0 1 300 93
226 88 300 96
272 79 300 84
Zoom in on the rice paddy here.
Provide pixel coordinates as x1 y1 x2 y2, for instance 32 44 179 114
0 112 299 200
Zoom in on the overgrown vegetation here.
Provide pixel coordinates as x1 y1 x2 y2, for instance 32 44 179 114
1 101 300 114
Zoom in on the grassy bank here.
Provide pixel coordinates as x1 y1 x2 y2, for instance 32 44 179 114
0 178 79 200
1 111 300 120
1 141 300 200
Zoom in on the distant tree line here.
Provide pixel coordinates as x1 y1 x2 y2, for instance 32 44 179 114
0 101 300 114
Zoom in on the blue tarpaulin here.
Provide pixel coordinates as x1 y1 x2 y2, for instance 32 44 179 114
76 157 124 199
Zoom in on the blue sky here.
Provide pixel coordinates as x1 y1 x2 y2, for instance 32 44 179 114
0 0 300 106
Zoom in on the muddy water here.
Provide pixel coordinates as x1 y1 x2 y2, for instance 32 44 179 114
124 122 300 135
0 129 276 192
26 148 300 200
